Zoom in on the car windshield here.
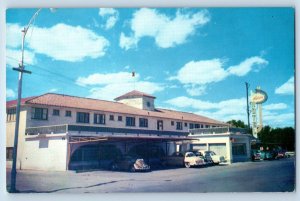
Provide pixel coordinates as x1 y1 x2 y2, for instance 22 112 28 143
186 152 196 157
206 151 216 156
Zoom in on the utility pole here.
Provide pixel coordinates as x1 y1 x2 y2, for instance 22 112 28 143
9 9 41 193
245 82 250 131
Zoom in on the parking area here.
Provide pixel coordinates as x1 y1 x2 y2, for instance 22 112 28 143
6 157 295 193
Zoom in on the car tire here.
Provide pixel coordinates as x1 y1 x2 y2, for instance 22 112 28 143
185 162 191 168
110 163 118 171
129 165 136 172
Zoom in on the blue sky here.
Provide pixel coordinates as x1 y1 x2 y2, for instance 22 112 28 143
6 8 295 128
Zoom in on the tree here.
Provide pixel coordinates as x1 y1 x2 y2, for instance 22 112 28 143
227 120 247 128
257 126 295 151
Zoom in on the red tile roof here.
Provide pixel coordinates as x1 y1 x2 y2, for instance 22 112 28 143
114 90 156 101
6 96 37 108
19 93 226 126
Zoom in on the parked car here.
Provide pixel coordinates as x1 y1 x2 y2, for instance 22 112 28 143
162 152 205 168
259 150 276 160
251 150 262 161
110 155 150 172
198 151 226 164
193 151 214 166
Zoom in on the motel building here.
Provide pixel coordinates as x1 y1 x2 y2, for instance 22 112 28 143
6 90 252 171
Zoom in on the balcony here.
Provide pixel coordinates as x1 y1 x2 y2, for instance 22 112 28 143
189 127 249 135
25 124 189 137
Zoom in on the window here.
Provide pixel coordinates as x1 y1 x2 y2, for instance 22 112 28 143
53 109 60 116
146 101 151 107
184 122 188 127
139 118 148 127
232 144 247 156
31 107 48 120
118 116 122 121
94 113 105 124
205 125 210 128
201 124 204 128
176 122 183 130
65 110 72 117
126 117 135 127
195 124 200 129
189 123 194 129
171 121 174 126
6 108 16 122
76 112 90 123
109 115 114 121
6 147 13 161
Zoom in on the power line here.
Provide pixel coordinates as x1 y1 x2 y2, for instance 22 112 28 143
6 55 92 90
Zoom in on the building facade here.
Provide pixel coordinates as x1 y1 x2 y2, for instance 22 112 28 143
6 90 249 171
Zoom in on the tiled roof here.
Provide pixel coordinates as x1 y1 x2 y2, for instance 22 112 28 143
114 90 156 101
9 93 226 125
6 96 37 108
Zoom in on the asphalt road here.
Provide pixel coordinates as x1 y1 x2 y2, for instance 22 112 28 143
6 158 295 193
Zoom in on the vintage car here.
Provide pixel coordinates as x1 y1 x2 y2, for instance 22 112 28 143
110 155 151 172
198 150 226 164
162 152 206 168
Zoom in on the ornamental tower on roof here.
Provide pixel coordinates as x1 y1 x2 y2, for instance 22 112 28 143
114 90 156 111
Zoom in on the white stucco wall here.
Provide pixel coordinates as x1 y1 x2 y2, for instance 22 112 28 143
25 105 196 133
21 135 68 171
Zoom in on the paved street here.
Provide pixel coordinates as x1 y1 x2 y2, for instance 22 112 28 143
6 158 295 193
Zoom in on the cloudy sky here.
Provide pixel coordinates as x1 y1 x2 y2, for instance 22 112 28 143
6 8 294 128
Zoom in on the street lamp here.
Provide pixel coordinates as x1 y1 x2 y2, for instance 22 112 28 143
10 8 45 193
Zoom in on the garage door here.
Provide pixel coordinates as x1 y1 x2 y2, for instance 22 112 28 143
190 144 207 151
209 143 227 157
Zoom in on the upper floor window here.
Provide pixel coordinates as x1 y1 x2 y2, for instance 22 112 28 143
94 113 105 124
126 117 135 127
65 110 72 117
195 124 200 129
171 121 174 126
146 101 151 107
205 125 210 128
53 109 60 116
201 124 204 128
31 107 48 120
118 116 122 121
6 108 16 122
76 112 89 123
189 123 194 129
139 118 148 128
109 115 114 121
184 122 188 127
176 122 183 130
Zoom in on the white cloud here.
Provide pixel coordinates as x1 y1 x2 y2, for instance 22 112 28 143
275 76 294 95
120 8 210 49
89 81 164 100
6 23 22 48
175 59 228 85
6 88 16 98
227 56 268 76
76 71 164 100
6 48 36 67
7 23 109 62
166 96 294 127
264 103 287 110
184 84 206 96
119 33 138 50
99 8 119 30
49 88 58 92
76 72 139 86
170 56 268 96
263 113 294 127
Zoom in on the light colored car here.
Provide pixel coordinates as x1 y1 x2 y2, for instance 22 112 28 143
162 152 205 168
199 150 226 164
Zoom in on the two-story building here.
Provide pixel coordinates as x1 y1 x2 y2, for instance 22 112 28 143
6 90 240 171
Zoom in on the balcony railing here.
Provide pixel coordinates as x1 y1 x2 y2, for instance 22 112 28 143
189 127 249 135
25 124 189 136
26 124 68 135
